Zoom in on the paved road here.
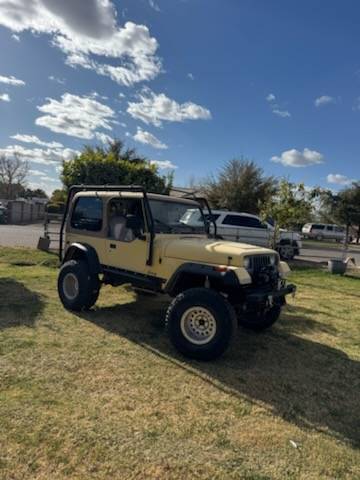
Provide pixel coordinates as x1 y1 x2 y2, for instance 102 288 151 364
0 223 46 248
1 223 360 264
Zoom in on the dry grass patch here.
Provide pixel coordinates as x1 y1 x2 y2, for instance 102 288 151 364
0 248 359 479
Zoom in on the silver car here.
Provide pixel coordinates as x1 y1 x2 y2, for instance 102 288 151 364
302 223 345 242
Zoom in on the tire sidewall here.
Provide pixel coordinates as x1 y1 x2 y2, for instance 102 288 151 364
58 260 96 311
166 288 236 360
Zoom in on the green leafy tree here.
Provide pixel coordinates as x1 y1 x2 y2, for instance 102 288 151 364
202 158 277 214
50 189 67 203
318 182 360 243
61 140 172 194
22 187 48 199
260 180 314 230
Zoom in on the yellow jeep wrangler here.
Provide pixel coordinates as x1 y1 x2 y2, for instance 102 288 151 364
58 185 296 360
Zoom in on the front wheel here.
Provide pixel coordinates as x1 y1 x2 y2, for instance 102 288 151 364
238 304 282 332
166 288 237 360
278 244 295 260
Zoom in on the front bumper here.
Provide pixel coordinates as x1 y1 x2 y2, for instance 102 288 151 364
245 283 296 303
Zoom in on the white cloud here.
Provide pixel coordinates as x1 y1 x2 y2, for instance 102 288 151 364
353 97 360 111
271 148 324 167
95 131 113 144
150 160 177 170
327 173 353 186
266 93 291 118
315 95 336 107
0 1 161 87
133 127 168 149
10 133 63 149
48 75 66 85
11 33 20 41
272 109 291 118
0 74 25 86
187 73 194 80
29 168 49 177
36 93 116 139
149 0 161 12
0 144 79 165
0 93 10 102
127 89 212 127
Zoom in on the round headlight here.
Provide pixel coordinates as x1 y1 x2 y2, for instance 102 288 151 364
270 255 276 266
244 257 250 269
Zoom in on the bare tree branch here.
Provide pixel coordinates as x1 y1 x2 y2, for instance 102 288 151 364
0 153 29 199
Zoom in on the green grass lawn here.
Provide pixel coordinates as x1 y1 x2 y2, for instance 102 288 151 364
0 247 359 479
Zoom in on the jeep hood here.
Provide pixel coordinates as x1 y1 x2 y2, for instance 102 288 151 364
162 237 275 267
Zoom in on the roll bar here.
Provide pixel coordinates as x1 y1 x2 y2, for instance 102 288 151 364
170 187 218 237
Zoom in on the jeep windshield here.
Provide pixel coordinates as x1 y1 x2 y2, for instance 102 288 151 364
149 199 206 234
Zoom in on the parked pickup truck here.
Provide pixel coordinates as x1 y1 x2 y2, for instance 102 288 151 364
182 209 302 260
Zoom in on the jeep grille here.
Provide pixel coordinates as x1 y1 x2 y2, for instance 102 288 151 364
247 255 273 272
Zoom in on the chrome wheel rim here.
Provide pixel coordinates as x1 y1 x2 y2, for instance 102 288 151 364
63 273 79 300
180 307 217 345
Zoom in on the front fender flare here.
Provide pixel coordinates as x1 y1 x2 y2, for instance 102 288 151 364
164 262 242 296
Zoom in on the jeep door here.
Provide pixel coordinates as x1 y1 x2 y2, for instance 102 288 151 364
65 195 107 263
104 197 149 273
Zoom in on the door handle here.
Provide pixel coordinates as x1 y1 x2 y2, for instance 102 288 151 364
110 243 116 249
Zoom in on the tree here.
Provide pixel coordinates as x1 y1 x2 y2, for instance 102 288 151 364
318 182 360 243
61 140 173 194
260 180 314 230
22 187 48 199
50 189 67 203
202 158 277 214
0 154 29 199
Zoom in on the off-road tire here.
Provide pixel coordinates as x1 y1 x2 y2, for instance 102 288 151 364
238 305 281 332
58 260 100 311
166 288 237 360
278 244 295 260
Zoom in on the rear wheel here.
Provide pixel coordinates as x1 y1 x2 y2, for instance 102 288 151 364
58 260 100 311
166 288 237 360
238 304 282 332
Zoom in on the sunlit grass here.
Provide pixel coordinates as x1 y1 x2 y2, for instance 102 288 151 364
0 247 359 479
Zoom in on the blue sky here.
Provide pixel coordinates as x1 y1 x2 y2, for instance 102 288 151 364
0 0 359 195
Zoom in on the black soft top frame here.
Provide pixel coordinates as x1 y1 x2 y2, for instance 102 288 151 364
59 185 216 265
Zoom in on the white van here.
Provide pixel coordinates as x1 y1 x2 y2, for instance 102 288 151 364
182 209 302 259
302 223 346 242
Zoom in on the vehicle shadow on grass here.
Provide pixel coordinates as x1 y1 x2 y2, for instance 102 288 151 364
0 277 44 330
79 296 360 447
